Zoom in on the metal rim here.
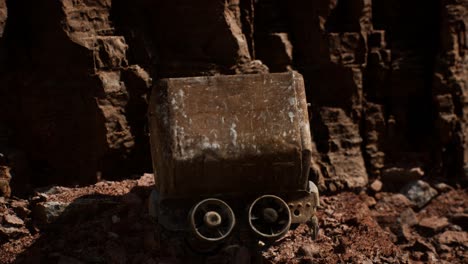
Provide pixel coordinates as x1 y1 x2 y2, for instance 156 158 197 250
189 198 236 242
248 195 292 241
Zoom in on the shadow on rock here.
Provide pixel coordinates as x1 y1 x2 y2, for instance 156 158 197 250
12 184 161 264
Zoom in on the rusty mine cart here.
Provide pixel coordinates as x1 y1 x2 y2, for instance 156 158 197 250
147 72 319 254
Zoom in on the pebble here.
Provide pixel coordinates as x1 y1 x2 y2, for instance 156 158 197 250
370 180 383 192
297 244 320 258
433 182 453 192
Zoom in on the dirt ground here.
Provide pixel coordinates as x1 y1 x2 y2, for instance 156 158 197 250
0 174 466 264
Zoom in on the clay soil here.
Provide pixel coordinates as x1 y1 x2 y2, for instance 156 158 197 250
0 174 466 264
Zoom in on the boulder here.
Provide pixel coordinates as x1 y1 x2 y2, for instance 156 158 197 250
400 180 438 208
34 201 70 225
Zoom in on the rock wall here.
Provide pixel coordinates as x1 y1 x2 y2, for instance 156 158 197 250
0 0 466 193
433 0 468 180
0 0 151 189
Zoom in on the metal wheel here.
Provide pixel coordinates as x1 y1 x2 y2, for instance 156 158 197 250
248 195 291 241
189 198 236 242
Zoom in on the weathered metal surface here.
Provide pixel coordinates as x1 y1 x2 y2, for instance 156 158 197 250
148 72 312 198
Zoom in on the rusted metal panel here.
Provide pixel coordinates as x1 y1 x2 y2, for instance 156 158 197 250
148 72 312 198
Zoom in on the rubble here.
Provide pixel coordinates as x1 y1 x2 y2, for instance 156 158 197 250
0 175 465 264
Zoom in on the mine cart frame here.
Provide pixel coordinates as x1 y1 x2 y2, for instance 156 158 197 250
147 72 319 252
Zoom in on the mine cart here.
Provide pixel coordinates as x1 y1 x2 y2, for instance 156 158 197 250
147 72 319 252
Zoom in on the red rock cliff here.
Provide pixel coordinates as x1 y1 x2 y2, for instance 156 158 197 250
0 0 466 192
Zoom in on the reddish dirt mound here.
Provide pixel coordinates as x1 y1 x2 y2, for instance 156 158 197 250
0 175 466 263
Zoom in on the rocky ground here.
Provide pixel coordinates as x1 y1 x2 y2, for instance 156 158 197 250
0 174 466 264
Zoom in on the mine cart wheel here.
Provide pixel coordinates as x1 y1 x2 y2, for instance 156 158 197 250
189 198 236 243
248 195 292 242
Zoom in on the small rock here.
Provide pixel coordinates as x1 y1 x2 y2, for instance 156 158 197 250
436 243 451 252
450 213 468 229
398 224 414 242
137 173 155 186
370 180 383 192
437 231 468 246
380 193 413 208
0 226 29 239
4 214 24 226
433 182 453 193
30 194 47 203
12 206 31 219
398 208 418 227
408 239 436 253
363 196 377 207
95 181 111 187
37 193 49 200
382 167 424 183
449 224 462 231
418 216 449 232
297 244 320 258
35 186 70 195
11 200 31 219
324 209 334 216
111 215 120 224
400 180 438 208
11 199 28 208
34 201 69 224
411 251 424 261
423 251 438 263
